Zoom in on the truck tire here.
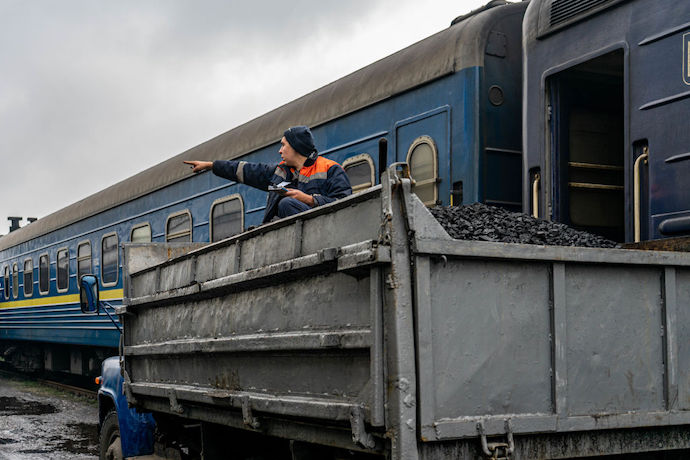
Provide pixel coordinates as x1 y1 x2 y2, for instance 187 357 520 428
100 410 123 460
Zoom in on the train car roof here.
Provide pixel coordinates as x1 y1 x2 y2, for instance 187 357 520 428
0 1 526 252
525 0 627 39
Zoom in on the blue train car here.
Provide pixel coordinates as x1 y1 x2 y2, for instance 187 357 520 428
0 0 526 375
523 0 690 242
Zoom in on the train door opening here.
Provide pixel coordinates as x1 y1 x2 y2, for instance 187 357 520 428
548 50 625 242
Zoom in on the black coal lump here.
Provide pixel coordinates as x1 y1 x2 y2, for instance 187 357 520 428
428 203 619 248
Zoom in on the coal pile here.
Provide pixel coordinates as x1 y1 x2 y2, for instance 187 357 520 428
429 203 619 248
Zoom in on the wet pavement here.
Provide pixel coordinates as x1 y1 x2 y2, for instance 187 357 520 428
0 374 98 459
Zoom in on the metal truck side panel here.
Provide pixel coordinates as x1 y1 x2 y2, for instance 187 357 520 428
126 188 382 300
121 188 389 455
119 167 690 457
563 264 664 415
419 257 553 419
677 268 690 410
411 230 690 441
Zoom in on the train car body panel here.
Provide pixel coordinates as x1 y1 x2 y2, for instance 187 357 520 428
524 0 690 242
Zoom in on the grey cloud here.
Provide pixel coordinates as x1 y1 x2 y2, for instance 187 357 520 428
0 0 481 231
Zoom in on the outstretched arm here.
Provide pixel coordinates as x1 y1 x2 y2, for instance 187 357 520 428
184 160 213 173
185 159 278 191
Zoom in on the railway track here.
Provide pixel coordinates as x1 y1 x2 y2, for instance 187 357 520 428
0 366 97 399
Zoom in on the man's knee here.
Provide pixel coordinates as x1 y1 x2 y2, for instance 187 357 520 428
277 197 311 218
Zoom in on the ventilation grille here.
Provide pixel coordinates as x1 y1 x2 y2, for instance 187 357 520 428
550 0 612 26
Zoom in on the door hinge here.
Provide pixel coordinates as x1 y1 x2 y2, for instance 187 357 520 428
477 420 514 460
350 406 376 449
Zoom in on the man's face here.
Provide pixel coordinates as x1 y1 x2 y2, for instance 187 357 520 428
279 136 302 168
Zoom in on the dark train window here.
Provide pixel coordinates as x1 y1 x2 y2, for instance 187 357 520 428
57 248 69 292
101 233 119 286
3 266 8 300
407 135 439 205
23 259 33 297
211 196 243 242
12 263 18 299
39 254 49 294
343 154 375 192
166 211 192 242
131 223 152 243
77 242 92 278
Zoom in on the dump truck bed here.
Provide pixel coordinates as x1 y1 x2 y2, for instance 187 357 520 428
119 166 690 459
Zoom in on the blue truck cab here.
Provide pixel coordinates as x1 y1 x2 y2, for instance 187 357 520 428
96 356 156 458
81 274 155 458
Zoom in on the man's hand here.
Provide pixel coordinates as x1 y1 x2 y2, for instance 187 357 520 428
284 189 315 207
184 160 213 173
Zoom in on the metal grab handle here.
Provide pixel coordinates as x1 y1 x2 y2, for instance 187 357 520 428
532 173 541 218
634 147 649 242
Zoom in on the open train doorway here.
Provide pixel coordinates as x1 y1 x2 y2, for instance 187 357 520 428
547 50 625 242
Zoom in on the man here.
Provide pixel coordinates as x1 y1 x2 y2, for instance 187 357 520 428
184 126 352 223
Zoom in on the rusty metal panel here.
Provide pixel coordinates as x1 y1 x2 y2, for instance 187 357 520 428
622 236 690 252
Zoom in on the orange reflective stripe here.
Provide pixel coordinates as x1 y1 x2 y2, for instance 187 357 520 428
300 157 340 177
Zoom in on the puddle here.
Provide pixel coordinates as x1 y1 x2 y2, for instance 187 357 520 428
0 396 58 416
0 375 99 458
57 423 99 455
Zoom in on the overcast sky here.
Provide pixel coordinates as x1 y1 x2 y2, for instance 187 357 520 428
0 0 490 235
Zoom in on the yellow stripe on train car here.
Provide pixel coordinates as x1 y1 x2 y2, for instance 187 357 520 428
0 289 124 310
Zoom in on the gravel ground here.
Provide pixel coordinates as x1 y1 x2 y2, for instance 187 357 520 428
429 203 619 248
0 374 98 460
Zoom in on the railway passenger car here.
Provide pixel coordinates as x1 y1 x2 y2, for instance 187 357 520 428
523 0 690 242
0 1 527 375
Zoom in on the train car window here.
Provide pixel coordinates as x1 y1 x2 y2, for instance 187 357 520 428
343 154 375 192
12 263 18 299
101 233 119 286
3 266 8 300
131 223 152 243
39 254 49 295
57 248 69 292
407 135 439 206
23 259 33 297
210 195 243 242
166 211 192 242
77 242 92 278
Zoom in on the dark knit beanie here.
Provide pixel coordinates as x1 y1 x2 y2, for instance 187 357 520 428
284 126 316 158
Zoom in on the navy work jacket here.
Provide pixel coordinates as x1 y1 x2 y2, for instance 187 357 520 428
212 156 352 223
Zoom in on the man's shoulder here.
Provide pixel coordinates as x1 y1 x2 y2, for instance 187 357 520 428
309 156 342 174
317 156 341 167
